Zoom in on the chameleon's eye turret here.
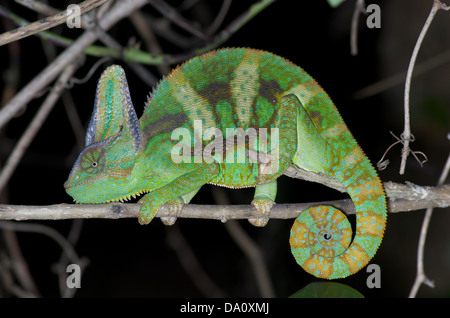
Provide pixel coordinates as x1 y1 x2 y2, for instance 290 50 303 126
79 147 105 174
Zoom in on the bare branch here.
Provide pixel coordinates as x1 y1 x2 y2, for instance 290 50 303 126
0 0 148 130
0 177 448 222
148 0 207 40
350 0 365 56
409 138 450 298
211 187 274 298
166 223 227 297
0 62 80 193
400 0 450 174
0 0 110 46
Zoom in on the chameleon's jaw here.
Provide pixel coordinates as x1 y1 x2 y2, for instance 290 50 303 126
64 177 149 204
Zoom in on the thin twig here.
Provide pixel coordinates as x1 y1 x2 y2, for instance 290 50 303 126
400 0 449 175
0 220 89 297
211 187 274 298
0 0 110 46
129 11 171 75
0 62 80 194
0 0 274 67
0 0 275 131
353 48 450 99
409 138 450 298
0 0 148 131
2 229 40 296
57 219 85 298
377 131 428 171
207 0 232 36
224 221 275 297
148 0 207 40
350 0 365 56
166 223 227 297
0 221 84 266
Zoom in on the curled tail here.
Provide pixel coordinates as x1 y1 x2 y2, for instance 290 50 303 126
290 142 387 279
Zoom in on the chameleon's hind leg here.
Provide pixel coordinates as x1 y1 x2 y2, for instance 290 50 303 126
249 180 277 227
248 94 299 227
256 93 299 184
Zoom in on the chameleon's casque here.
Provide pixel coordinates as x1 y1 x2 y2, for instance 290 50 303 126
65 48 387 279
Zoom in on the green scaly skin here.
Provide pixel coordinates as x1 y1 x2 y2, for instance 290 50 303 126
65 48 387 279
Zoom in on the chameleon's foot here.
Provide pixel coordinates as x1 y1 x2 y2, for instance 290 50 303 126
160 198 184 226
248 199 274 227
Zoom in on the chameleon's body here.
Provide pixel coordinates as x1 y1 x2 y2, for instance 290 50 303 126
65 48 387 279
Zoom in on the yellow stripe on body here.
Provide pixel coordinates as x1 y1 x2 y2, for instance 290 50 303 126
284 82 320 108
167 71 217 130
321 122 348 138
230 51 261 127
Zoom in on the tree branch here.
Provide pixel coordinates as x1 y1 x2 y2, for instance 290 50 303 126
409 138 450 297
0 166 448 222
0 0 110 46
400 0 450 174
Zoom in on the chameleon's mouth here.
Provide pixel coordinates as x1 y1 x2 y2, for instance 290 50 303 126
64 181 150 204
94 190 149 204
63 180 73 189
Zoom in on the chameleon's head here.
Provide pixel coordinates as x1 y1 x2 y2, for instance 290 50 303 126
64 65 142 203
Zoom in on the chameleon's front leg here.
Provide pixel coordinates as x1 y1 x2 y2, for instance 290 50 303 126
138 162 219 225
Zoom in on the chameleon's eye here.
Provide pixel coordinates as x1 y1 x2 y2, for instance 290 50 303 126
80 147 105 174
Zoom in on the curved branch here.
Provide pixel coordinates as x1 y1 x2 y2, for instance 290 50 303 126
409 143 450 297
400 0 450 174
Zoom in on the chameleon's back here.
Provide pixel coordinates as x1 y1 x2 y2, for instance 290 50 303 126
141 48 340 135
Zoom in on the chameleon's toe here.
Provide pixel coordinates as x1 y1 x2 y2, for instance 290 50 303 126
160 198 184 226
